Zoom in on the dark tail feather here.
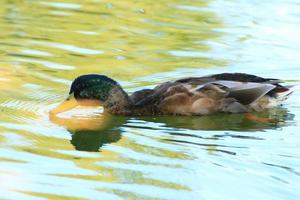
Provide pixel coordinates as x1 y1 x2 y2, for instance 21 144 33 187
275 85 299 100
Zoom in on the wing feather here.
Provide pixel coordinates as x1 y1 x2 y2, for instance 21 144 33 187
209 81 276 104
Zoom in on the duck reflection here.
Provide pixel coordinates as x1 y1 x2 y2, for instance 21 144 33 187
139 107 295 131
49 112 126 152
50 107 294 152
70 129 122 152
143 107 294 155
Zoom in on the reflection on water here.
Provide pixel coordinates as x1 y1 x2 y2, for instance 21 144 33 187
139 107 295 131
50 112 126 152
71 129 121 152
49 107 295 154
1 0 300 199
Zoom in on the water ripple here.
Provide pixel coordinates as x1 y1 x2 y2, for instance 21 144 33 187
31 41 104 55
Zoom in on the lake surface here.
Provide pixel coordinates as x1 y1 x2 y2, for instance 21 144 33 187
1 0 300 199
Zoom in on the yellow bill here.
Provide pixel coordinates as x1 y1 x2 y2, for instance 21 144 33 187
50 94 102 115
50 97 79 115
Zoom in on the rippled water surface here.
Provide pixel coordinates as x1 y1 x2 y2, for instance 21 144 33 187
1 0 300 199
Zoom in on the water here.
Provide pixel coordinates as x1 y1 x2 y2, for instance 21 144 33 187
0 0 300 199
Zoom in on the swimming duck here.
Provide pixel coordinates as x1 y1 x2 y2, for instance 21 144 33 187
50 73 296 117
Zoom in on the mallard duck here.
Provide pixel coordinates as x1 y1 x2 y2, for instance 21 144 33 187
50 73 296 117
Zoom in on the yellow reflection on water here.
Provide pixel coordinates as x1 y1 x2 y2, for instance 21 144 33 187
49 113 108 131
0 0 223 83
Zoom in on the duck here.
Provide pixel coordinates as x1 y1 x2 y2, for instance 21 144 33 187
50 73 297 118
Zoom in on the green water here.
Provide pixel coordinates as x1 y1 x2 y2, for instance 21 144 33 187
0 0 300 199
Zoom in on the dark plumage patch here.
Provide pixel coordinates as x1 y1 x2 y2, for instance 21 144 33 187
130 89 154 104
69 74 118 101
211 73 276 83
211 73 289 96
70 74 117 94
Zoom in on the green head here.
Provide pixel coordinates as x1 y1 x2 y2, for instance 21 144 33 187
50 74 129 115
69 74 118 102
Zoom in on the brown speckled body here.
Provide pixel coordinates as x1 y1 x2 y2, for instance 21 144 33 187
102 73 294 116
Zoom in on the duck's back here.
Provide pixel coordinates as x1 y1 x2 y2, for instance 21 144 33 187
129 73 292 115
